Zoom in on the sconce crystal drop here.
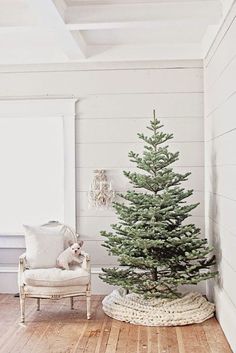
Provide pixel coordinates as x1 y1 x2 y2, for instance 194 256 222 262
88 169 115 209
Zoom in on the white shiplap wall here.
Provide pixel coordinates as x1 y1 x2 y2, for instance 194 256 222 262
204 2 236 352
0 61 204 293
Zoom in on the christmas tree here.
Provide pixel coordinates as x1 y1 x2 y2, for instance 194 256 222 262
100 111 217 299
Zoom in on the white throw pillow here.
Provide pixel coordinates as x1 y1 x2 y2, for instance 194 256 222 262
23 224 64 269
40 221 78 249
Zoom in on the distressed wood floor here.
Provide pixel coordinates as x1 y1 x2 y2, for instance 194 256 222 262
0 294 232 353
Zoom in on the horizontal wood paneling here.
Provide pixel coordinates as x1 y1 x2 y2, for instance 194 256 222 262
205 15 236 91
0 273 18 293
0 243 117 267
220 258 236 303
206 192 236 235
205 93 236 141
0 68 203 97
206 218 236 272
76 191 204 218
0 248 24 265
76 142 204 168
205 57 236 116
205 129 236 167
77 215 205 241
77 117 203 143
0 63 204 294
77 216 117 240
76 166 204 192
205 3 236 351
77 92 203 118
206 165 236 201
83 241 118 266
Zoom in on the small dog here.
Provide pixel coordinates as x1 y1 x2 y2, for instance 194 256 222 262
57 241 84 270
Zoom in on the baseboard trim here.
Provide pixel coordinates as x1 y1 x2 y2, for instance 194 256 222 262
0 266 18 273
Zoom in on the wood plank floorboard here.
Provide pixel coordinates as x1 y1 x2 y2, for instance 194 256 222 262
0 294 232 353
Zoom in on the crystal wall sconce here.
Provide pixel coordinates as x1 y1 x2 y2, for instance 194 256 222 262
88 169 115 209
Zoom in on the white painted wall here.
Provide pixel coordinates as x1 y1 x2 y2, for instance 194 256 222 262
0 60 204 294
204 2 236 352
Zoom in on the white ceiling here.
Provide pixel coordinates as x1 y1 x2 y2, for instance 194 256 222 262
0 0 232 64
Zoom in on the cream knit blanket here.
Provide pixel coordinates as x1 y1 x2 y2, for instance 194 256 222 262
102 290 215 326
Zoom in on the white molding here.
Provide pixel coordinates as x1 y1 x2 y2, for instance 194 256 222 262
0 97 77 234
0 266 18 273
0 95 75 101
0 60 203 73
66 19 218 31
63 102 77 229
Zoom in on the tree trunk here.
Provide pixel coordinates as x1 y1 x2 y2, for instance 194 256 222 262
151 269 157 281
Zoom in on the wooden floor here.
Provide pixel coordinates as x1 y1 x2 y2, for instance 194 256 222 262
0 294 232 353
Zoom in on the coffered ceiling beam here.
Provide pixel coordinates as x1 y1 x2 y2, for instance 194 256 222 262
65 0 222 30
29 0 87 59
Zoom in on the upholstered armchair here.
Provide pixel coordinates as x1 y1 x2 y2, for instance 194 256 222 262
18 221 91 323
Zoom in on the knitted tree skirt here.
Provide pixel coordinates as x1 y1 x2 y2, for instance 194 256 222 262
102 289 215 326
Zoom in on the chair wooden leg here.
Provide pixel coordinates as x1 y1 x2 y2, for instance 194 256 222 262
37 298 40 311
20 295 25 323
86 292 91 320
70 297 74 310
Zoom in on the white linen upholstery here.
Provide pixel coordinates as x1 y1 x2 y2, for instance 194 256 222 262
23 224 64 269
24 285 88 296
18 222 91 323
23 267 89 287
41 221 78 249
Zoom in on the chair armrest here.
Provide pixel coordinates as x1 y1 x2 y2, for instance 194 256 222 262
18 252 27 289
81 251 91 273
19 252 27 268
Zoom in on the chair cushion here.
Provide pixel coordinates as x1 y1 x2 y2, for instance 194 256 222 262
24 285 88 296
24 224 65 269
23 267 89 287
